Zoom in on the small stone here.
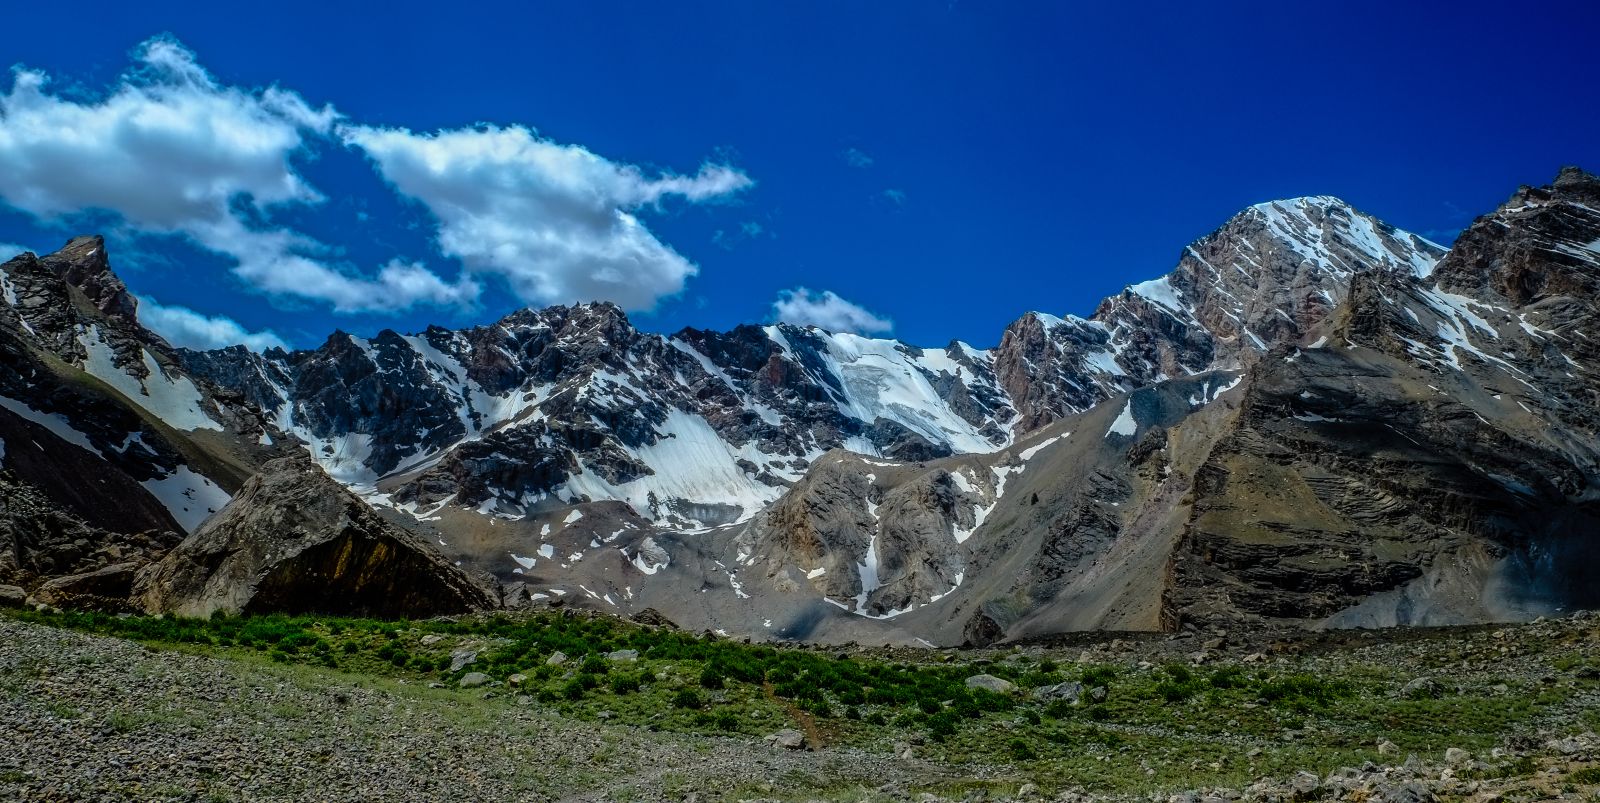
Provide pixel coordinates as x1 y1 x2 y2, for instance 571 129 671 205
546 651 568 666
458 672 491 688
1242 652 1267 664
507 673 527 687
964 674 1015 694
1379 740 1401 756
1444 747 1470 764
606 649 639 662
420 634 444 645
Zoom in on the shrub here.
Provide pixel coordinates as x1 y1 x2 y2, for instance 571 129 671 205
1209 666 1246 689
1008 738 1038 761
699 666 726 690
672 689 704 709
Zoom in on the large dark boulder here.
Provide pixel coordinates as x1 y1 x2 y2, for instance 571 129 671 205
136 457 497 619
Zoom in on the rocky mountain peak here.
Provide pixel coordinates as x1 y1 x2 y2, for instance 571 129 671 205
1433 166 1600 306
36 235 139 323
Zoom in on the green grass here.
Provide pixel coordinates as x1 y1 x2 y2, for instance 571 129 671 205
5 606 1595 795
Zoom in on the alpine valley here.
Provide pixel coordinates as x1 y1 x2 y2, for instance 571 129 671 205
3 167 1597 647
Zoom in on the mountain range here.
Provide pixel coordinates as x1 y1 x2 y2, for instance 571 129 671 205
2 167 1595 646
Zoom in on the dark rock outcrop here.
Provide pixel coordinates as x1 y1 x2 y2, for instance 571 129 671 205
137 457 498 618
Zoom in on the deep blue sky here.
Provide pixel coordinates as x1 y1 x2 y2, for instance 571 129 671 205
2 1 1597 350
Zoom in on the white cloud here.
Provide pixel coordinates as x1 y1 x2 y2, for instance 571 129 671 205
0 37 474 313
343 123 752 310
0 242 30 260
882 188 908 206
771 287 893 335
136 296 289 352
842 147 874 168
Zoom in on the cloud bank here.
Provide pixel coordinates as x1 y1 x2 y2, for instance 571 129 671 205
0 37 749 318
343 124 751 310
771 287 892 335
137 296 289 352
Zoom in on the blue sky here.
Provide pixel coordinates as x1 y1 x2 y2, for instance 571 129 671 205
1 1 1596 351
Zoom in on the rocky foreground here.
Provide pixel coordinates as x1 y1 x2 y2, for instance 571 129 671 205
3 611 1600 802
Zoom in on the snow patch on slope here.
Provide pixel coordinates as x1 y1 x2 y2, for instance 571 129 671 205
140 466 231 533
78 326 221 431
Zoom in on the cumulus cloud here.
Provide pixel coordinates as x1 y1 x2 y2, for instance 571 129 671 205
342 123 752 310
771 287 892 335
137 296 289 352
0 37 475 313
882 188 908 206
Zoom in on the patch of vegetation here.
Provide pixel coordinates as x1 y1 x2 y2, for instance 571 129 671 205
6 606 1595 796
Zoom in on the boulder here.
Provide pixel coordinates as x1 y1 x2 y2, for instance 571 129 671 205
449 649 479 672
964 674 1016 694
765 729 806 750
458 672 491 689
546 651 569 666
1400 677 1443 700
31 562 145 612
606 649 639 662
1032 681 1084 704
135 457 497 618
629 608 679 629
0 584 29 608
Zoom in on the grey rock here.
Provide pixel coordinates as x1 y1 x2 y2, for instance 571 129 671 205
764 729 806 750
963 674 1015 694
1370 781 1434 803
134 456 497 618
449 649 479 672
1400 677 1443 700
0 584 30 608
1031 681 1084 704
546 651 568 666
458 672 491 689
606 649 639 662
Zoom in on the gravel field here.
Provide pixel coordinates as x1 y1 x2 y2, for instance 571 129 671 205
0 619 985 802
4 615 1599 802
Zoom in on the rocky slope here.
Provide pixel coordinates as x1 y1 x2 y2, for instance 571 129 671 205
2 169 1595 643
0 237 284 599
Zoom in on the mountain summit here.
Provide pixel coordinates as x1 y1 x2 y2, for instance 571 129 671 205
3 169 1596 644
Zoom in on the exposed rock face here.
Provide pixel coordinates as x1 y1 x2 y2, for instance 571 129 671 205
0 238 285 600
1165 168 1600 628
6 170 1596 643
991 196 1444 434
0 473 180 591
690 169 1598 643
138 457 497 618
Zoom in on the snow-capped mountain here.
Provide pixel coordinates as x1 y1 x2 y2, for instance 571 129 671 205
174 194 1443 536
6 168 1596 642
993 195 1446 432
